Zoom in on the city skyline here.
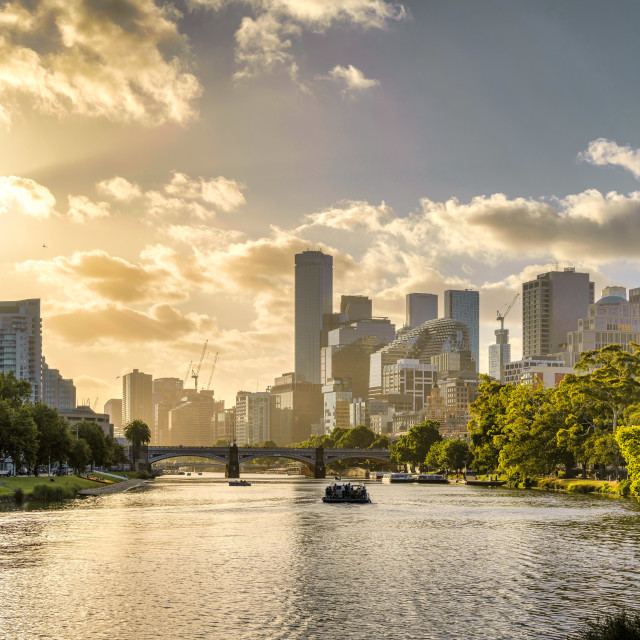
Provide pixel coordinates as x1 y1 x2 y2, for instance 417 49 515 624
3 1 640 405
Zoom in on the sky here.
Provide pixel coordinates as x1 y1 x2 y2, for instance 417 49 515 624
3 0 640 407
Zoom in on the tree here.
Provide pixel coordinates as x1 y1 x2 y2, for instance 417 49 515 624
390 421 442 469
0 371 32 408
0 401 38 474
336 425 377 449
425 440 445 470
369 435 390 449
260 440 278 448
124 419 151 469
214 438 229 446
29 403 72 474
76 421 108 469
441 438 472 474
68 438 91 473
105 435 128 466
616 425 640 497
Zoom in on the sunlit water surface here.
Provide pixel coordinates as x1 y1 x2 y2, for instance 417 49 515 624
1 475 639 640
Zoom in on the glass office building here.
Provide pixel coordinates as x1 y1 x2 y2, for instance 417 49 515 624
444 290 479 372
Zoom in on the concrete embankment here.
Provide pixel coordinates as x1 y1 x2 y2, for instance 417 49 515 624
78 478 148 496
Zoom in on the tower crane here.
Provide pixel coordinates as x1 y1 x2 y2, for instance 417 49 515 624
205 351 219 392
183 361 192 387
191 340 208 393
497 293 519 330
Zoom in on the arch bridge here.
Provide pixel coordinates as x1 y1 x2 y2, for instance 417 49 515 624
146 445 390 479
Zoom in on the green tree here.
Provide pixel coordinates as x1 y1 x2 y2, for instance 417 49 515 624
0 401 38 474
0 371 32 407
29 403 72 474
441 438 472 474
369 435 390 449
260 440 278 448
390 421 442 469
214 438 229 446
76 421 108 469
616 425 640 497
68 438 91 473
124 419 151 469
105 435 128 466
425 440 445 470
336 425 377 449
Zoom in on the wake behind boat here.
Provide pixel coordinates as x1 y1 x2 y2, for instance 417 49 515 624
323 482 371 504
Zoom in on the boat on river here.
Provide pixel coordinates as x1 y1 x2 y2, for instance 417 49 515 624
465 479 506 487
383 472 416 483
417 473 448 484
323 482 371 504
229 480 251 486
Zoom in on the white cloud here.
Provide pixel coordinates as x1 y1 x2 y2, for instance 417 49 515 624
97 177 142 202
67 195 110 223
0 176 56 218
165 172 246 212
579 138 640 179
0 0 201 127
300 200 392 230
324 64 380 96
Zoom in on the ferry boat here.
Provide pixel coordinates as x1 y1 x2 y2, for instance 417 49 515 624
369 471 385 481
383 472 416 483
229 480 251 486
416 473 448 484
323 482 371 504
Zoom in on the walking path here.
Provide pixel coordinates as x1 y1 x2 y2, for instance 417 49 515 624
78 478 148 496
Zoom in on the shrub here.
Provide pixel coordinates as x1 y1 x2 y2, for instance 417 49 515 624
31 484 77 501
13 488 25 504
568 611 640 640
132 470 153 480
618 479 632 497
518 477 538 488
567 482 597 494
538 478 563 491
597 483 615 494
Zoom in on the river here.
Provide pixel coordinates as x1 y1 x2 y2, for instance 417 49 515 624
1 475 639 640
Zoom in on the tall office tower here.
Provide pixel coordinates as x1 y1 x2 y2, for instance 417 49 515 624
488 329 511 382
295 251 333 384
629 288 640 306
406 293 438 328
104 399 123 437
168 393 216 446
235 391 270 445
0 299 42 402
151 377 184 444
41 358 76 410
522 268 594 359
340 295 372 322
444 290 479 372
122 369 153 437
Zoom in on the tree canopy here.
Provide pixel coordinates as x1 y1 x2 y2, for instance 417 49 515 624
390 421 441 468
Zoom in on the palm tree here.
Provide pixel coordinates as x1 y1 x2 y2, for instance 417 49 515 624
124 419 151 470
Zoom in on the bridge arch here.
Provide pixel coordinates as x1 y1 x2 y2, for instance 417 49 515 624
149 453 229 465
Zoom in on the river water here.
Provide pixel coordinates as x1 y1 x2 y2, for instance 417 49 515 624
1 475 639 640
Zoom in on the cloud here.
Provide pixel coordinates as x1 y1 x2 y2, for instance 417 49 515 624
96 177 142 201
67 195 110 223
0 0 201 127
164 172 246 212
16 250 187 304
300 200 392 231
0 176 56 218
324 64 380 96
46 303 217 345
192 0 405 83
579 138 640 179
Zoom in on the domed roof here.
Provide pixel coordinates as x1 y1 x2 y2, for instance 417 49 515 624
596 295 627 305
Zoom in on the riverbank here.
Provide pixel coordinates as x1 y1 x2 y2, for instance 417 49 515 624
78 478 147 496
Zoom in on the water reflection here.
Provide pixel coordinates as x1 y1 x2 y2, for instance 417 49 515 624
0 476 638 640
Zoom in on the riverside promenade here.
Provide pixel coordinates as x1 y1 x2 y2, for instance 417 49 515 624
78 478 147 496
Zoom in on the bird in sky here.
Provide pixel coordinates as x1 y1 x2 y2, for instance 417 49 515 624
42 243 47 248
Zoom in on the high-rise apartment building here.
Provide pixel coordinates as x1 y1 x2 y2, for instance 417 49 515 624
444 290 479 372
122 369 153 437
522 268 594 359
406 293 438 328
152 377 184 444
168 393 216 446
41 358 76 410
340 295 372 321
322 378 352 434
295 251 333 384
382 359 437 411
0 299 42 402
235 391 270 445
488 329 511 382
104 399 123 437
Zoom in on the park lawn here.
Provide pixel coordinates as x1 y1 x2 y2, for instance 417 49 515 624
0 475 107 497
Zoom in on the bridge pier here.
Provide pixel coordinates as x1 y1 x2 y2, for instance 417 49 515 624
314 446 326 479
225 444 240 478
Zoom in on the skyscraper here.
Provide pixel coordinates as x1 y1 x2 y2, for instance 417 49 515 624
295 250 333 384
0 299 42 402
42 358 76 410
444 290 479 372
340 295 372 321
122 369 153 436
406 293 438 328
488 329 511 382
522 268 594 359
104 399 123 437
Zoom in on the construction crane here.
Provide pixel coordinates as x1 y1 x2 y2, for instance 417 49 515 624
183 361 192 387
205 351 219 392
497 293 519 330
191 340 208 393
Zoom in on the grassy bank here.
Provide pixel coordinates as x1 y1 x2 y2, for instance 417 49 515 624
511 476 634 498
0 475 119 501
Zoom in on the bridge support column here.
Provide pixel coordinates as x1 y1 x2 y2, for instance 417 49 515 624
314 446 326 479
225 444 240 478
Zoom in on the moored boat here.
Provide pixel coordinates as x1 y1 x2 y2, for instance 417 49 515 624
383 472 416 483
417 473 448 484
465 479 506 487
229 480 251 486
323 482 371 504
